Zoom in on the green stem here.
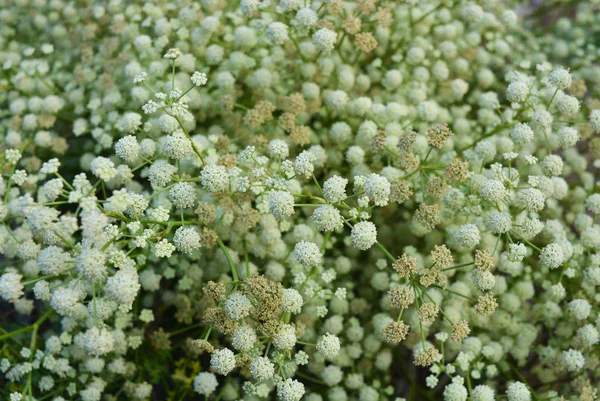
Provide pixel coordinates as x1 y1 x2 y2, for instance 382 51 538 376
217 237 239 282
375 241 396 263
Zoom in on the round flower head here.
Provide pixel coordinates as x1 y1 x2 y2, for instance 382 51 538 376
210 348 236 375
316 333 341 360
76 247 108 283
266 22 289 45
91 157 117 181
510 123 534 145
148 160 177 187
506 81 529 103
350 221 377 250
293 241 322 268
585 194 600 215
562 349 585 372
282 288 303 314
539 243 564 269
506 382 530 401
201 164 229 193
191 71 208 86
312 28 337 53
295 8 317 26
294 150 316 178
193 372 218 395
169 182 197 209
0 273 24 303
120 112 142 134
568 299 591 320
443 379 468 401
540 155 563 177
576 324 599 347
223 292 252 321
250 356 275 381
115 135 140 164
506 243 527 262
485 211 512 234
472 269 496 291
273 324 297 350
277 378 305 401
268 139 289 159
312 204 343 232
172 226 202 255
364 174 391 206
471 385 495 401
457 224 481 248
518 188 545 212
82 327 115 356
231 326 257 352
590 110 600 133
323 175 348 203
548 67 571 89
556 94 580 116
163 132 193 159
480 180 508 203
269 190 295 220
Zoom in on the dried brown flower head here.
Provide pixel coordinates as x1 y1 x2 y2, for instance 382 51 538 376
393 254 417 278
383 321 410 343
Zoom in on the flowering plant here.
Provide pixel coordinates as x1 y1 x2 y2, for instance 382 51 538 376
1 1 600 401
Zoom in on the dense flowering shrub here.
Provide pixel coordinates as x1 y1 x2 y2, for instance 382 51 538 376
1 1 600 401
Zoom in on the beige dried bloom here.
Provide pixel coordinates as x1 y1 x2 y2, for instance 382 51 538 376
428 123 454 148
451 320 471 343
474 249 495 271
475 293 498 316
203 308 239 334
355 32 378 53
390 180 413 204
218 154 237 168
235 208 261 232
316 19 335 30
243 109 263 129
195 202 217 224
375 7 393 28
191 339 215 354
393 254 417 278
419 269 448 288
282 93 306 114
414 204 441 232
255 100 276 120
445 158 469 183
399 152 420 171
415 347 440 367
372 130 387 152
221 95 233 113
326 0 344 16
357 0 376 14
418 302 439 323
398 131 418 152
290 125 312 146
201 227 218 249
203 281 227 302
243 276 284 321
427 176 448 198
430 245 453 269
388 285 415 309
382 321 410 343
279 111 297 132
150 328 172 351
343 15 362 35
578 379 598 401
